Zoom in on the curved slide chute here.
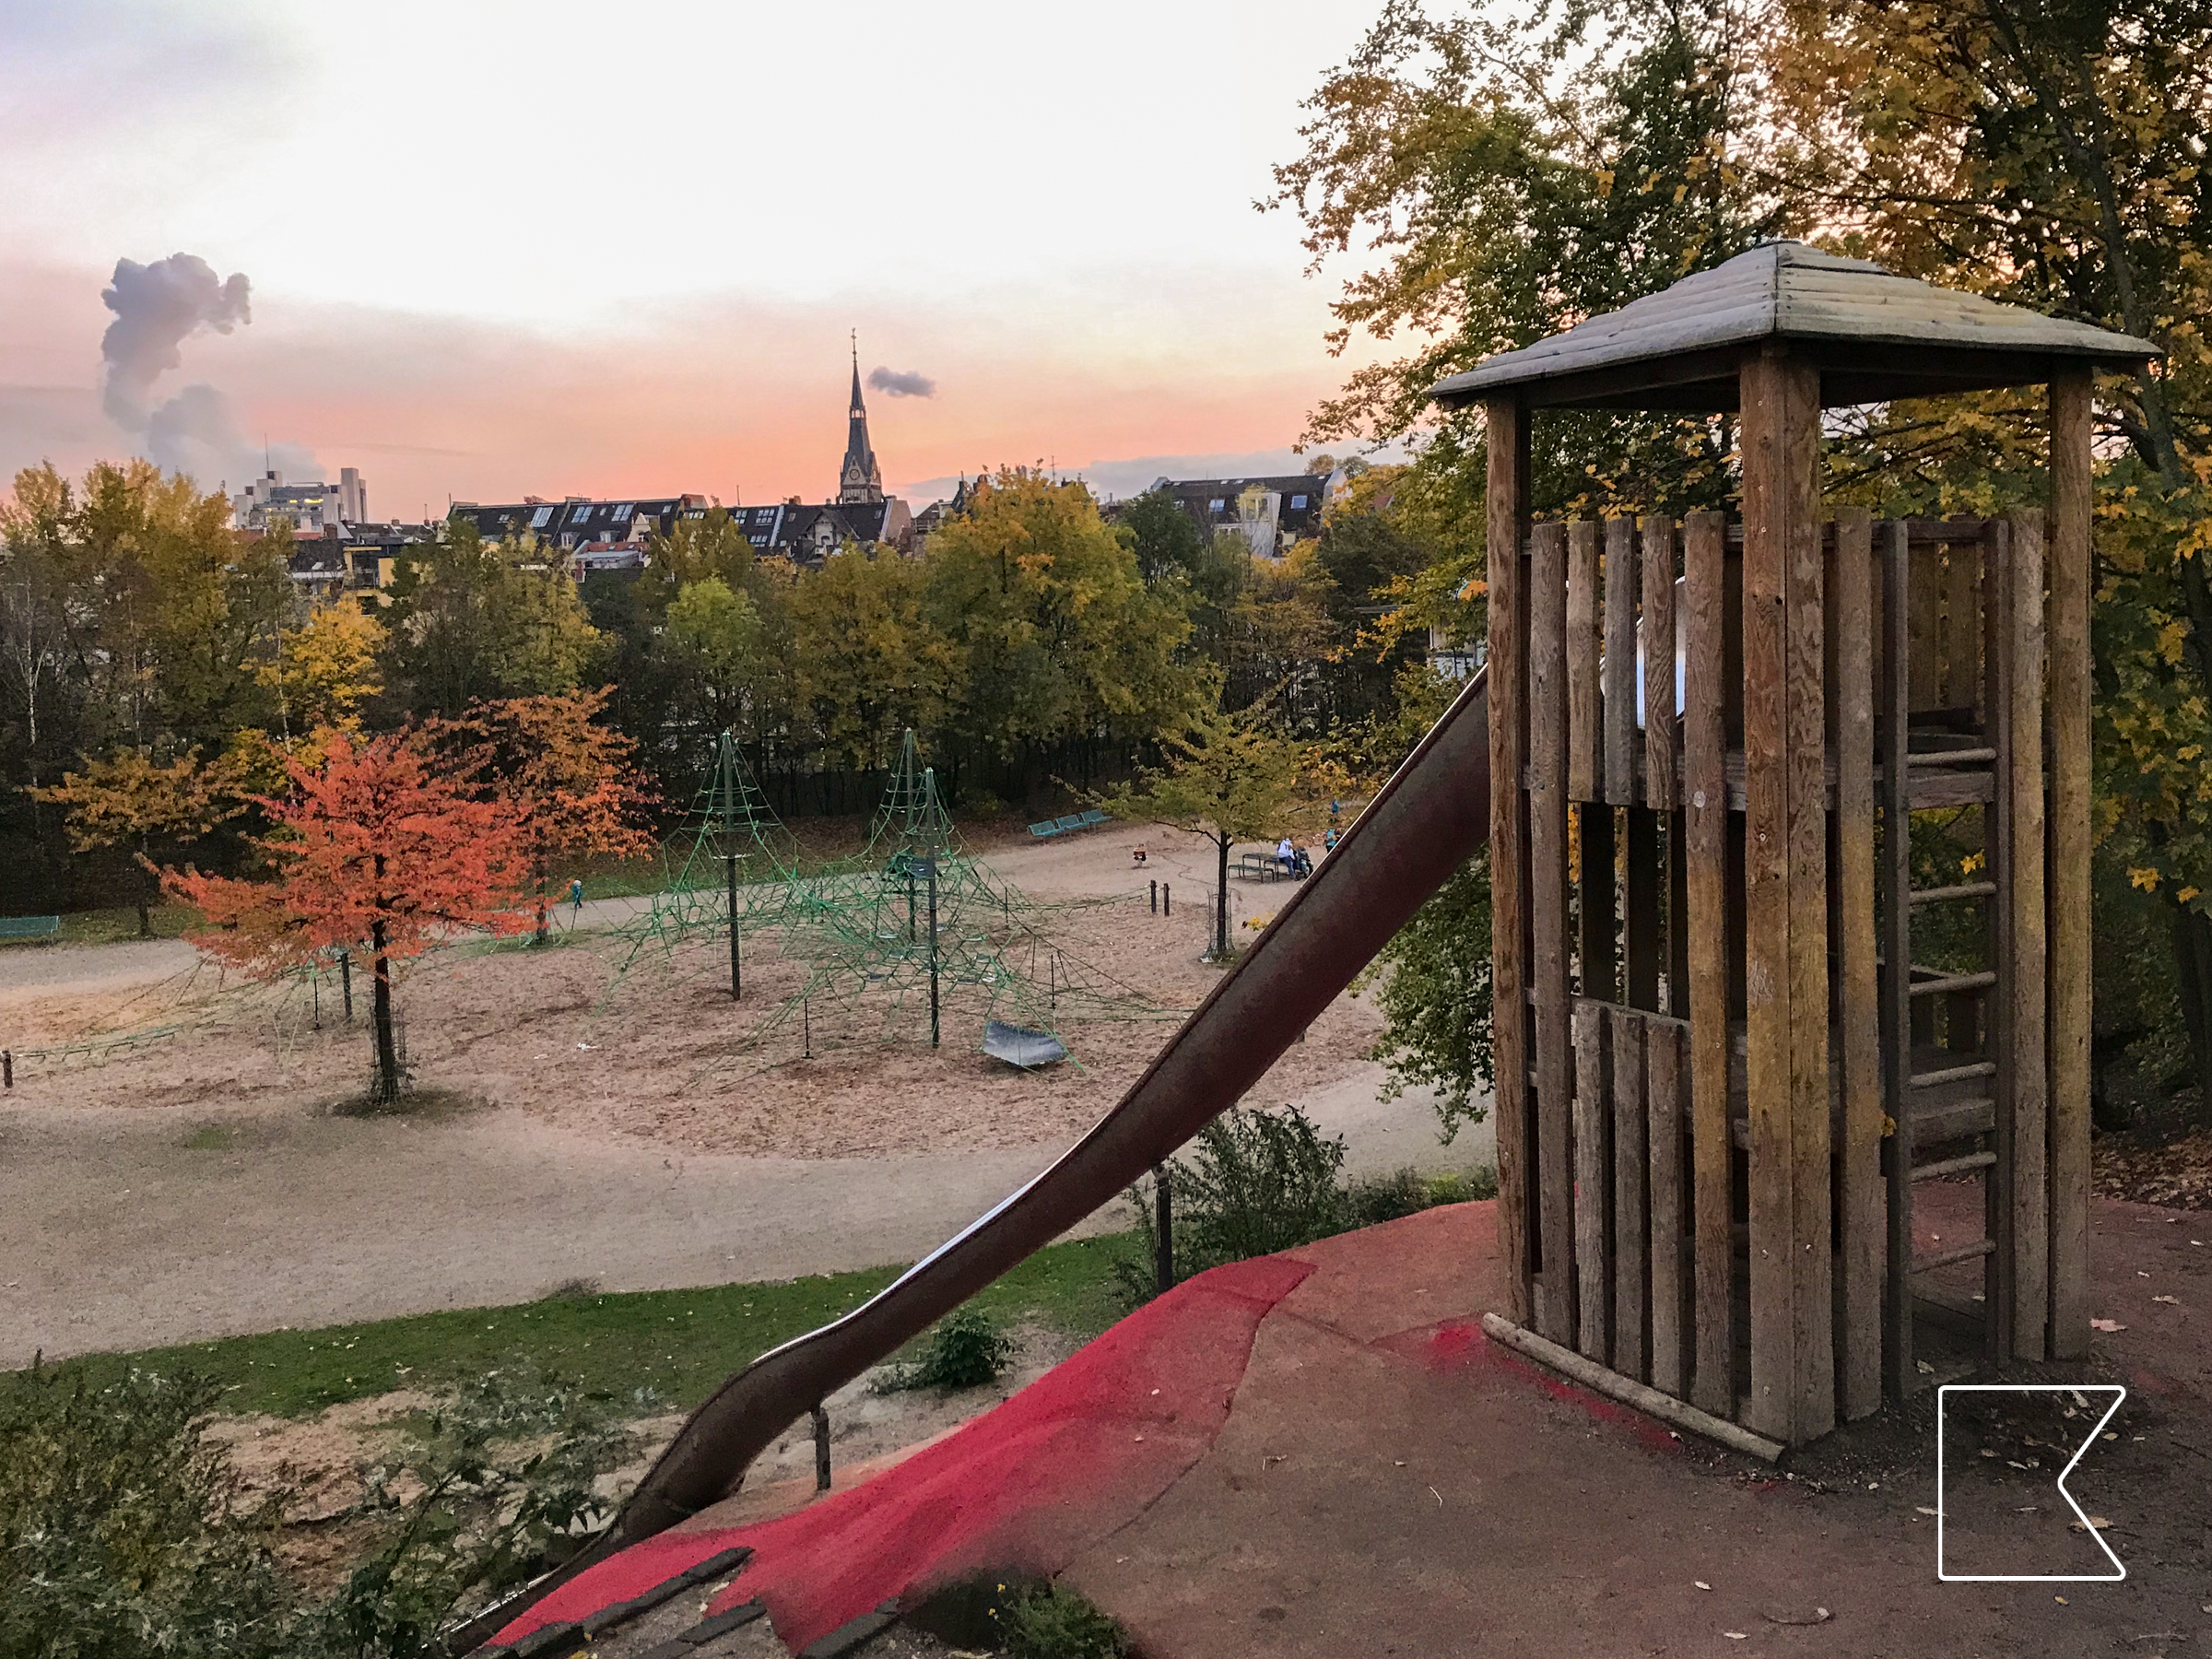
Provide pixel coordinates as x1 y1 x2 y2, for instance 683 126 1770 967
458 672 1489 1649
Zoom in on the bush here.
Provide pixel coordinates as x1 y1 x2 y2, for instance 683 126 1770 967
994 1582 1133 1659
874 1307 1016 1393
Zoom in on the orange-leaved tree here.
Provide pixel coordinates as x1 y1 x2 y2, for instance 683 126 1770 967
431 688 659 942
164 730 532 1103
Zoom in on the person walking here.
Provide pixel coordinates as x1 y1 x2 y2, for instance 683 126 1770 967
568 877 586 924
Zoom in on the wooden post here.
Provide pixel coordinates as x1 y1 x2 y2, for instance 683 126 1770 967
1569 521 1603 803
1647 1018 1688 1397
1641 517 1679 811
2048 369 2094 1359
1682 511 1734 1418
1881 521 1915 1398
2008 509 2050 1359
1574 997 1611 1361
1605 517 1639 806
1833 506 1883 1420
1488 396 1534 1326
1738 345 1830 1443
1611 1006 1649 1381
1530 521 1576 1345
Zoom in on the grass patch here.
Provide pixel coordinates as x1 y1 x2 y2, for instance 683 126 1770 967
178 1124 239 1151
29 1233 1137 1421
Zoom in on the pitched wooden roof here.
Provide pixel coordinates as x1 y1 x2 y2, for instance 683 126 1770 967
1429 241 2159 411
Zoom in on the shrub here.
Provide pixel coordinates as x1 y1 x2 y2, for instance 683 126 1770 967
994 1582 1133 1659
874 1307 1016 1393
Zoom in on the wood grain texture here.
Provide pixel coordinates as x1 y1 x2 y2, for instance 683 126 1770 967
1530 521 1576 1345
1606 516 1640 806
2008 509 2050 1360
1780 358 1833 1441
1569 520 1603 802
1909 540 1944 713
1646 1016 1688 1397
1487 397 1532 1325
1945 543 1982 714
2047 371 2093 1359
1880 520 1916 1398
1683 510 1735 1418
1611 1005 1649 1382
1642 517 1679 809
1574 996 1612 1361
1832 506 1883 1420
1986 518 2018 1362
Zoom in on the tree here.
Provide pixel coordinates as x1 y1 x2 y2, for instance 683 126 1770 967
385 521 600 714
260 599 385 740
163 732 531 1103
31 748 245 935
665 577 765 738
434 689 659 942
1108 704 1317 960
789 548 955 770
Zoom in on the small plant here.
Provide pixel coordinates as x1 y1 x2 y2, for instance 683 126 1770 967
874 1306 1015 1393
993 1581 1132 1659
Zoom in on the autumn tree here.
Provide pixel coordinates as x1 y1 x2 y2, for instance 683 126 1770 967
433 689 658 942
164 732 531 1103
260 599 385 739
32 748 247 935
384 520 600 714
664 577 765 738
1109 704 1318 960
790 547 955 770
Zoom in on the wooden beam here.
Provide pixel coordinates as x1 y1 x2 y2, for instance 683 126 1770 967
2048 369 2094 1359
1606 517 1640 806
1574 996 1612 1361
1569 520 1603 802
1487 396 1533 1326
1833 506 1883 1420
2009 508 2051 1360
1642 517 1679 810
1529 520 1576 1345
1611 1006 1649 1381
1646 1016 1688 1397
1682 510 1735 1418
1881 520 1916 1399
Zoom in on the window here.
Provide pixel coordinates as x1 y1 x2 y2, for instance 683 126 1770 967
529 505 553 529
1209 498 1226 512
612 503 633 522
571 503 594 524
1290 495 1308 510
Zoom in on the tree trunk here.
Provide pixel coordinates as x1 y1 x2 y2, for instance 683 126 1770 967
2171 903 2212 1127
1215 834 1230 960
371 919 401 1104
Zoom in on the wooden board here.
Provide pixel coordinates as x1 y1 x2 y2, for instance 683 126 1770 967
1945 541 1982 714
2047 371 2093 1358
1529 520 1576 1345
1986 519 2018 1361
1611 1005 1649 1382
1487 397 1532 1325
1575 997 1613 1362
1646 1016 1688 1398
2008 509 2050 1360
1605 517 1639 806
1642 517 1679 809
1682 510 1735 1418
1880 520 1916 1397
1832 506 1883 1420
1569 520 1603 801
1909 537 1944 713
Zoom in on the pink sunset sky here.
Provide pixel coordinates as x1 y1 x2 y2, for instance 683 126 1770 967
0 0 1404 514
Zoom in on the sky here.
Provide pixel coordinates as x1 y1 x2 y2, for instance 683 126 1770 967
0 0 1400 513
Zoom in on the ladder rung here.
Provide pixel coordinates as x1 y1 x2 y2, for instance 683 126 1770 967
1912 1150 1997 1183
1908 747 1997 768
1909 971 1997 997
1910 1059 1997 1089
1910 881 1997 907
1912 1237 1997 1272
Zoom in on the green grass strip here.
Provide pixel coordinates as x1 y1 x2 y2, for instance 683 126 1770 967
20 1233 1139 1420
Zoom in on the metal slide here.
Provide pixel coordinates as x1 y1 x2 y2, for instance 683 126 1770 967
460 672 1490 1648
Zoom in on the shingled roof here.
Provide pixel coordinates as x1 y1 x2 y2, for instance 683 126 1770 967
1429 241 2159 412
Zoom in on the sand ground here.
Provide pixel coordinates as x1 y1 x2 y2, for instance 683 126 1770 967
0 825 1490 1367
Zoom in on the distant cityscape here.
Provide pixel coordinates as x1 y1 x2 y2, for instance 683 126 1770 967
229 349 1347 605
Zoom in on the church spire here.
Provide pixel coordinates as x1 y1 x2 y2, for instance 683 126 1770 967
839 331 883 504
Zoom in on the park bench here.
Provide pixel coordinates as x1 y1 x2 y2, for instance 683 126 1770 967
1028 821 1062 840
0 915 61 941
1234 853 1289 883
1029 810 1112 841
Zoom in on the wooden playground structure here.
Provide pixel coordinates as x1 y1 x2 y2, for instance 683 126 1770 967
1439 241 2159 1446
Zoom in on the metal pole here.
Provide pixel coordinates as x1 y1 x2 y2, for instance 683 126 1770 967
803 996 811 1059
339 949 352 1022
1154 1162 1173 1295
1150 878 1158 913
723 733 741 1001
1163 883 1171 916
725 849 741 1001
812 1405 830 1491
926 857 940 1050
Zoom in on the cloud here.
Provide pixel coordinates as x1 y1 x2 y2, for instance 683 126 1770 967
867 366 935 399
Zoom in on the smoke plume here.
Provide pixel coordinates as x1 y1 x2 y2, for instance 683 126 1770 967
99 253 317 485
866 366 935 399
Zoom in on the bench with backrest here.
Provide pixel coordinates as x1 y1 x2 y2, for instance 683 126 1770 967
1029 821 1063 840
0 915 61 941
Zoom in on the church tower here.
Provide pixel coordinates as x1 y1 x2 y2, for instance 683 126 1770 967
838 336 884 504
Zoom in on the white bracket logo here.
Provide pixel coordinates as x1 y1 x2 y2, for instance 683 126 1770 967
1936 1383 2126 1583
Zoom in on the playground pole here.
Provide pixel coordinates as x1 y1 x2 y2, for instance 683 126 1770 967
926 855 939 1049
721 731 741 1000
1153 1163 1174 1294
338 949 352 1022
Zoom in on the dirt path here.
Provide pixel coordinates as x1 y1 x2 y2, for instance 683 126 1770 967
0 824 1487 1365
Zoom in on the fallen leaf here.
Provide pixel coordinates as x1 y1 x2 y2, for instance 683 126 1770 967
1694 1581 1712 1591
1916 1506 1939 1516
2069 1516 2112 1532
1724 1635 1748 1642
2152 1295 2181 1305
1916 1359 1936 1374
2092 1318 2127 1332
1762 1607 1832 1626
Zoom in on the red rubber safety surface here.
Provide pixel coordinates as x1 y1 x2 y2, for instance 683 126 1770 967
489 1254 1312 1652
